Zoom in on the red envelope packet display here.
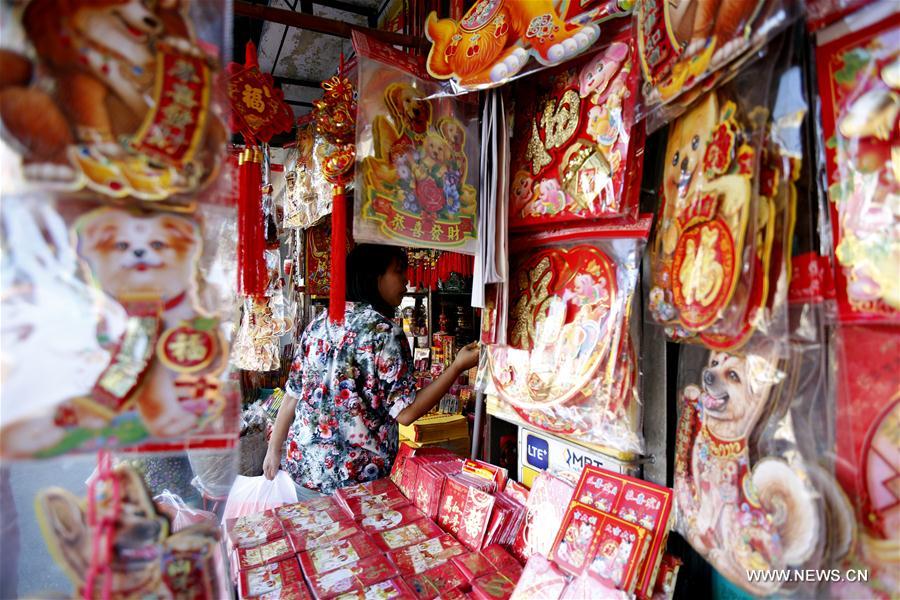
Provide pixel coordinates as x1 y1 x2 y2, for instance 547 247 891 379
509 554 568 600
437 476 469 537
287 521 363 553
306 553 400 599
392 444 417 491
451 552 496 582
817 13 900 323
584 514 650 595
483 494 527 548
228 512 286 549
276 497 342 522
239 558 304 599
372 518 444 552
508 38 642 230
360 504 426 534
237 537 296 570
298 533 380 578
394 448 459 497
471 571 518 600
342 489 411 519
651 554 682 600
336 478 402 502
511 474 574 563
244 584 315 600
389 534 467 576
456 487 497 551
573 466 674 597
406 562 469 600
481 545 522 575
415 460 464 520
333 578 416 600
504 482 530 506
550 503 605 576
462 460 508 493
281 505 349 534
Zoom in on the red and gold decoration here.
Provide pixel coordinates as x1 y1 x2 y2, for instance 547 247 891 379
227 41 295 146
406 250 475 291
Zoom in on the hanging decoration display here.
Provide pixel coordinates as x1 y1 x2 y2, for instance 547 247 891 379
354 32 480 255
423 0 632 92
509 37 643 230
635 0 795 127
817 16 900 323
406 250 475 291
227 41 295 146
0 0 226 202
486 218 651 456
36 460 221 598
283 118 334 229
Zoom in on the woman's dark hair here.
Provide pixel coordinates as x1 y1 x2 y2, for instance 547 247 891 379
346 244 408 316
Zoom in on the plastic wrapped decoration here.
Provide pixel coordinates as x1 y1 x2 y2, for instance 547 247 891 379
830 324 899 598
32 459 224 598
423 0 633 93
0 0 228 203
508 35 644 231
635 0 800 130
0 197 239 460
485 217 651 456
816 4 900 324
648 47 789 346
283 118 335 229
353 31 480 255
673 342 826 596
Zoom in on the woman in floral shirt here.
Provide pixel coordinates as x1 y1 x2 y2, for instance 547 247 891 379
263 245 479 495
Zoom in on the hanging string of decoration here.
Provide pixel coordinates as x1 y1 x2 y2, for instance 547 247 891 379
407 250 475 291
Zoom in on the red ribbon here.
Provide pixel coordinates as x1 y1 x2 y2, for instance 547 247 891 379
237 148 267 297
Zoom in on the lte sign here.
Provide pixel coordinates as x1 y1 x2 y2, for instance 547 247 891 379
526 434 549 470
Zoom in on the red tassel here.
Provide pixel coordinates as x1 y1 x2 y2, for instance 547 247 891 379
237 148 267 297
329 190 348 323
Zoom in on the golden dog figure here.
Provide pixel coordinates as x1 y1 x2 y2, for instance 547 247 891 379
37 464 219 599
675 351 819 595
425 0 602 88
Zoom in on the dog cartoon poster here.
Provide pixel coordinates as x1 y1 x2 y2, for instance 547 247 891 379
353 32 480 255
0 0 228 202
0 205 235 459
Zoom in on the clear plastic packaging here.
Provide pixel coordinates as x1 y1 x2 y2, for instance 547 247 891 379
815 3 900 324
282 119 335 229
353 31 480 254
635 0 800 131
485 217 651 456
507 35 644 231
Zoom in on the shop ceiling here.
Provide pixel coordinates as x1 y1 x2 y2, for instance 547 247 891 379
233 0 430 147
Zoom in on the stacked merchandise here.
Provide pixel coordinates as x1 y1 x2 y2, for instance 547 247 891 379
226 472 529 599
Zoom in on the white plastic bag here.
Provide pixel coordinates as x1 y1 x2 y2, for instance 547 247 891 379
221 472 298 521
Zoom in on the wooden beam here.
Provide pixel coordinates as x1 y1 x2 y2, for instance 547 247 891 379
305 0 377 17
285 99 315 108
273 75 323 89
234 0 425 49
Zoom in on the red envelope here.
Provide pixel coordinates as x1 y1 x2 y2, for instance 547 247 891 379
551 503 605 576
241 583 315 600
584 513 650 595
335 478 403 502
480 545 520 574
239 557 304 599
371 518 444 552
388 534 466 576
437 477 469 536
406 562 469 600
509 554 567 600
455 487 496 551
236 537 296 571
227 511 285 549
504 482 530 506
359 504 426 534
414 460 463 519
306 553 399 599
297 533 380 578
332 578 417 600
511 474 574 563
280 505 349 534
572 465 673 597
470 571 517 600
341 489 411 519
286 521 363 553
276 497 342 521
450 552 495 582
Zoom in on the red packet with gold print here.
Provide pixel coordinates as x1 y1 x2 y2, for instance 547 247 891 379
406 562 469 600
550 503 605 576
508 36 643 230
297 533 380 579
332 578 416 600
816 6 900 324
237 537 296 571
509 554 568 600
388 534 467 576
471 570 519 600
451 552 496 582
371 518 444 552
239 558 305 599
415 460 464 520
287 521 363 553
584 513 650 595
512 473 574 563
306 554 399 599
360 504 427 534
227 512 286 549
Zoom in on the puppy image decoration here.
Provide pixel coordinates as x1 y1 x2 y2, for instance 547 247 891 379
674 350 819 595
36 463 219 598
0 207 228 459
649 91 754 337
637 0 765 104
358 75 478 252
0 0 226 201
424 0 634 90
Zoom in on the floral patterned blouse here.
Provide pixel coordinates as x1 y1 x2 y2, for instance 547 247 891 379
282 302 417 494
